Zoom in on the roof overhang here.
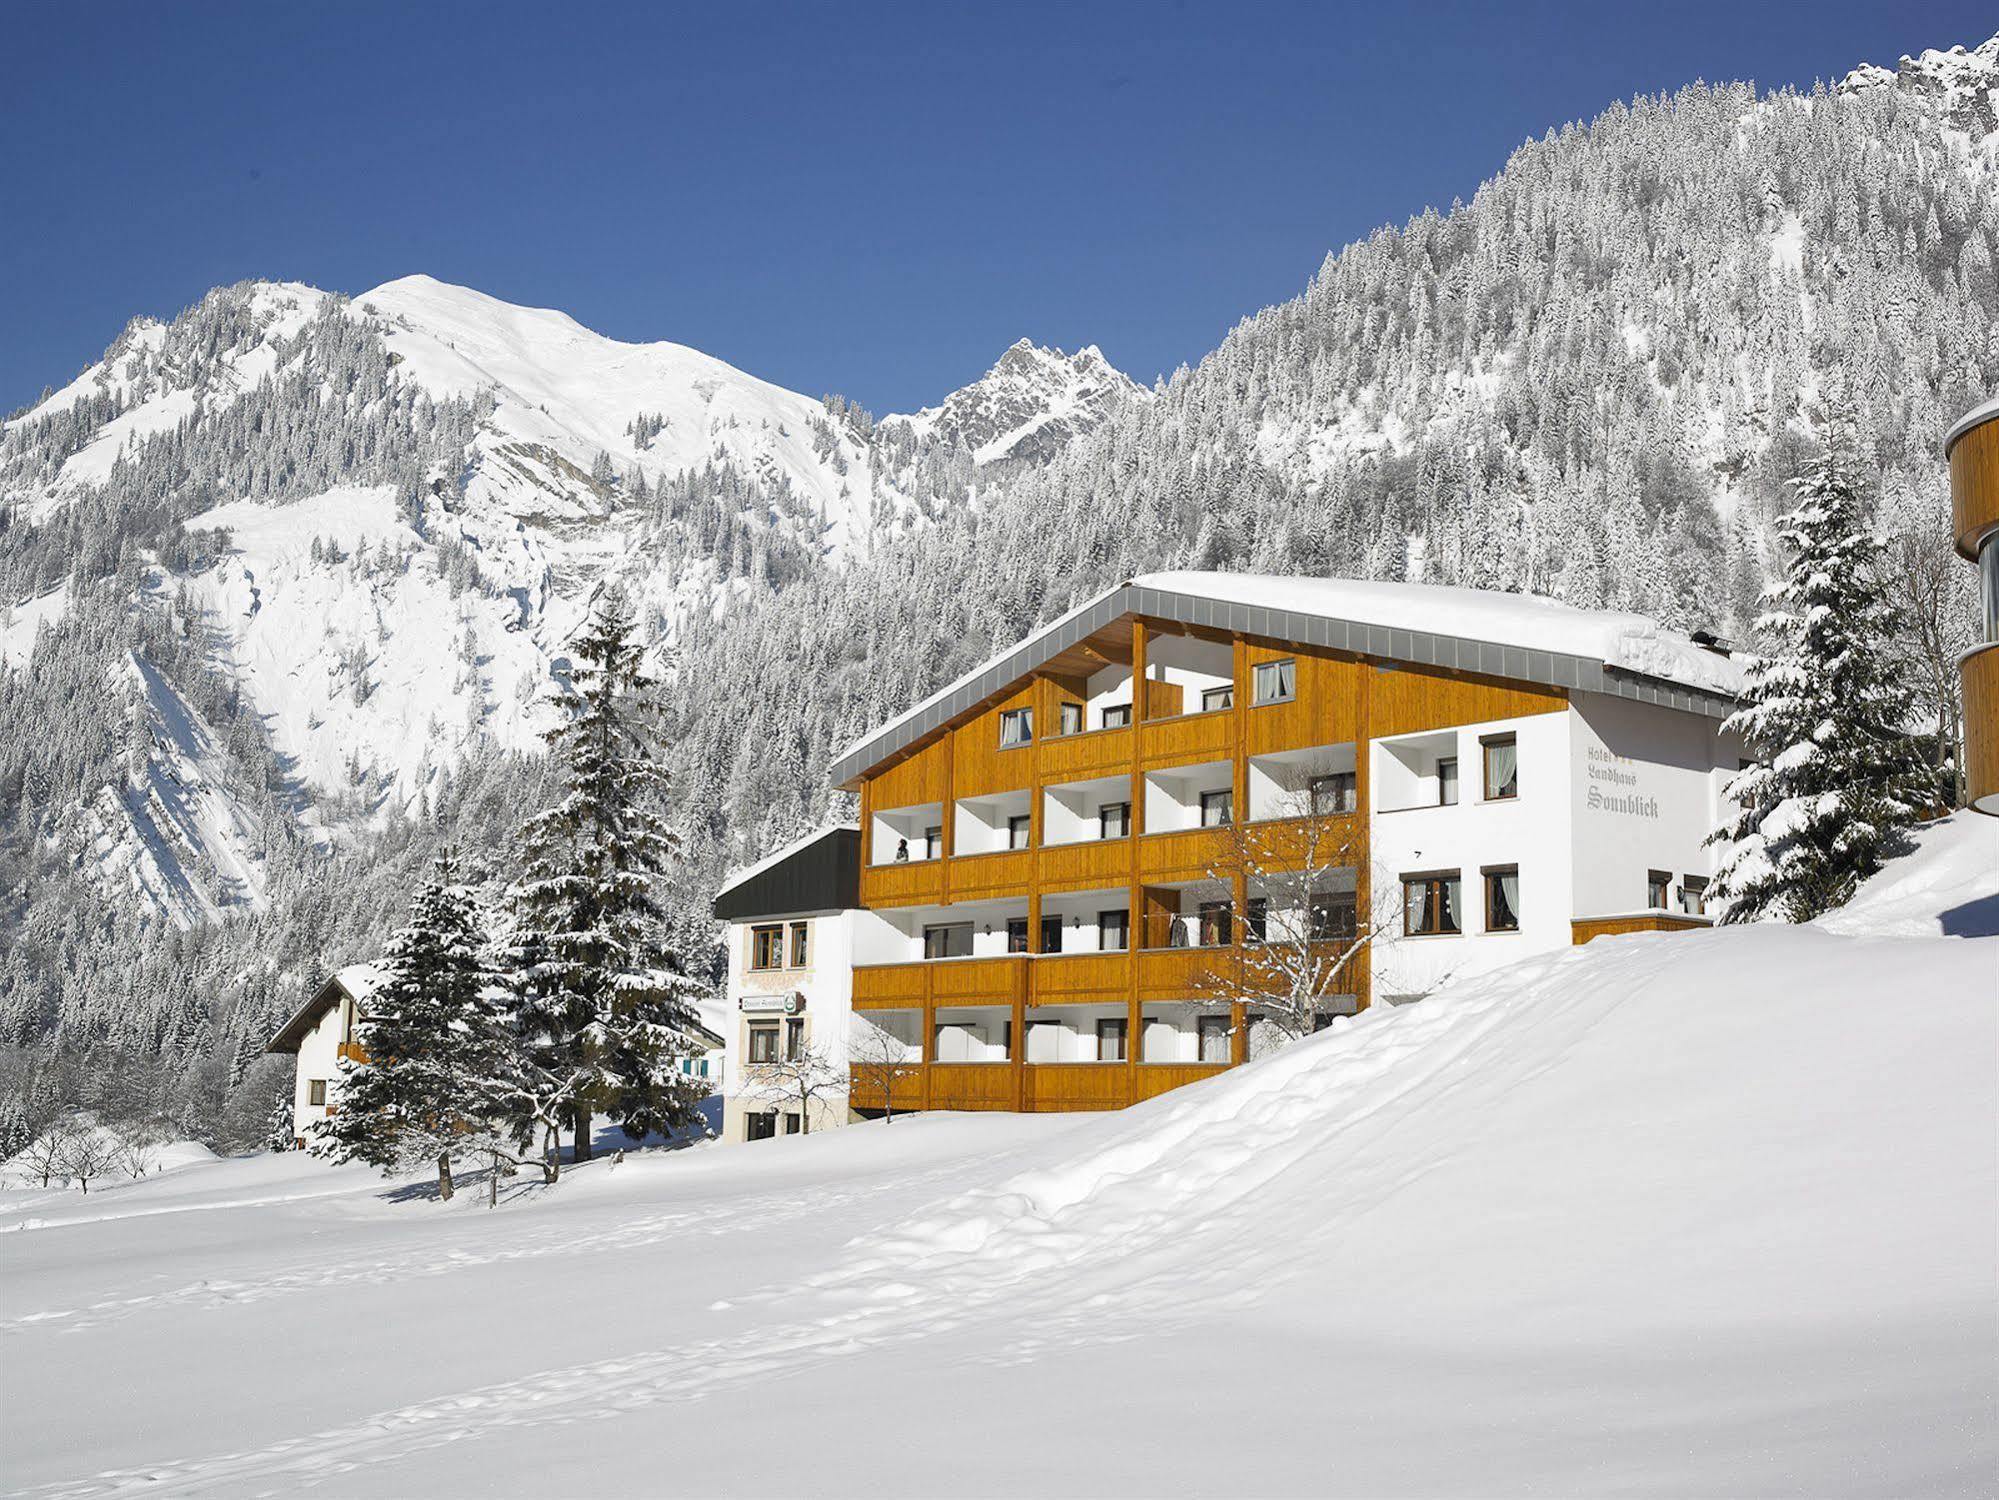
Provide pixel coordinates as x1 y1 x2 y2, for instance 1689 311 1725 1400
265 974 350 1055
828 581 1739 789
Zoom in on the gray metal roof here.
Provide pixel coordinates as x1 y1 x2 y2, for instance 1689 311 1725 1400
828 582 1739 788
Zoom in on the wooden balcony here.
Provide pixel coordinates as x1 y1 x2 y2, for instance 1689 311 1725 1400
1137 825 1232 883
1022 1063 1133 1111
852 1060 1238 1114
1036 837 1131 891
859 857 944 909
947 848 1035 901
1139 708 1234 766
852 955 1027 1008
1135 944 1231 1001
1037 724 1134 781
925 1063 1018 1110
1029 951 1129 1003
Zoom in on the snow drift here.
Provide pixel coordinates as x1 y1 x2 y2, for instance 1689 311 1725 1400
2 819 1993 1497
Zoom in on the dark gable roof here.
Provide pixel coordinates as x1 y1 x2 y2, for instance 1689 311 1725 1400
265 965 382 1055
712 826 861 923
827 580 1741 788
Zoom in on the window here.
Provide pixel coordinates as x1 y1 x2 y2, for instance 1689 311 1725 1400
1096 1017 1127 1062
1402 873 1462 936
1437 758 1459 806
751 924 784 971
1647 869 1671 909
1198 900 1233 948
788 921 810 968
924 824 943 860
1198 1015 1231 1064
1483 867 1520 933
1201 685 1235 713
1006 918 1031 954
307 1079 327 1107
1099 910 1129 952
1200 788 1234 827
1041 916 1063 954
746 1112 777 1142
1101 703 1132 729
1253 658 1296 704
1008 814 1032 850
1059 702 1084 736
782 1112 801 1136
747 1025 779 1063
1245 896 1268 943
1481 734 1518 801
999 707 1033 748
923 922 973 959
1099 801 1131 839
1311 891 1358 942
1679 875 1709 916
785 1017 805 1061
1310 772 1357 816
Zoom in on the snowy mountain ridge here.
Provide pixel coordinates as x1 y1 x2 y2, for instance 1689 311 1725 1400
883 338 1150 466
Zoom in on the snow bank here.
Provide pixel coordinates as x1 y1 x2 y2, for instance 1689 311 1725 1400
1815 811 1999 939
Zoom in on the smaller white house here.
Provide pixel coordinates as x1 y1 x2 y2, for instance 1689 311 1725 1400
265 964 385 1147
712 825 867 1142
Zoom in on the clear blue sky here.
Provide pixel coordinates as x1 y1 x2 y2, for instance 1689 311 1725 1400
1 1 1988 416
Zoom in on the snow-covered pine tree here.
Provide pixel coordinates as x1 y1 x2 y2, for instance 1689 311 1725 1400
506 588 707 1172
263 1086 295 1153
1707 420 1925 923
315 854 514 1200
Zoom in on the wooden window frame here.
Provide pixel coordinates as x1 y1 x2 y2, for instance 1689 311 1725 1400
747 1025 779 1064
788 921 810 968
308 1079 327 1107
1480 732 1519 802
1679 874 1709 916
750 924 784 972
1481 864 1521 933
1058 701 1085 736
1401 871 1463 937
1100 703 1133 730
998 707 1034 749
1647 869 1672 910
1252 657 1296 705
784 1016 805 1062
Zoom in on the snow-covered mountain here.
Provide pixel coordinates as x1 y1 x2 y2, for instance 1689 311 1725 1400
0 31 1993 1143
884 339 1148 466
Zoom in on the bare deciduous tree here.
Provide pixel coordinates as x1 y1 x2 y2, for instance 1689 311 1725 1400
16 1118 81 1190
1876 522 1975 809
56 1126 121 1194
846 1016 918 1124
1188 774 1390 1052
740 1039 847 1136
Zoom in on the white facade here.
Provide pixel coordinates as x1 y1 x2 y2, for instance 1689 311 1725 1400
1368 695 1741 1002
720 908 864 1143
268 965 382 1146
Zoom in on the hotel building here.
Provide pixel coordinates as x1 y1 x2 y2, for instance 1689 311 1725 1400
1946 397 1999 815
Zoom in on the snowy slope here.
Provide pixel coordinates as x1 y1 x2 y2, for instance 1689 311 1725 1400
3 820 1990 1497
885 337 1147 465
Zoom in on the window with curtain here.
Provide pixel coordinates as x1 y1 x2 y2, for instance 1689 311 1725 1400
1482 734 1519 800
1245 897 1268 943
751 924 784 970
748 1026 779 1063
1099 801 1130 839
1101 703 1132 729
1096 1018 1127 1062
784 1017 805 1061
1099 910 1129 951
1008 814 1032 850
1311 891 1358 941
924 825 943 859
1403 873 1462 935
1484 868 1520 932
924 923 972 959
1647 869 1671 908
1202 685 1234 713
1006 918 1030 954
1679 875 1709 915
999 707 1033 748
1253 658 1296 703
1198 901 1233 947
1200 788 1233 826
1041 916 1063 954
1059 702 1084 735
1437 757 1459 806
788 922 810 967
308 1079 327 1106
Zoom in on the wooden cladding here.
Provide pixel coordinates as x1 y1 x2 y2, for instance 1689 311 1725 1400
1948 408 1999 561
1960 645 1999 810
1570 913 1711 945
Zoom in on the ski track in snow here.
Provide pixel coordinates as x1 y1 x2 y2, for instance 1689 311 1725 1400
24 941 1643 1499
0 1157 973 1340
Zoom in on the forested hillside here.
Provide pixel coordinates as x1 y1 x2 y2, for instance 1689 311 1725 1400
1 36 1993 1145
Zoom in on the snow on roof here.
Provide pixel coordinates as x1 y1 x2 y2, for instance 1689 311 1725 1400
1944 393 1999 455
713 823 859 903
1137 572 1747 698
333 963 388 1001
831 572 1743 784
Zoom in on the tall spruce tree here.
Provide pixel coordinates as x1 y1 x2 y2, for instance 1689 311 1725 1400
1707 423 1924 924
507 588 706 1173
315 854 513 1200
